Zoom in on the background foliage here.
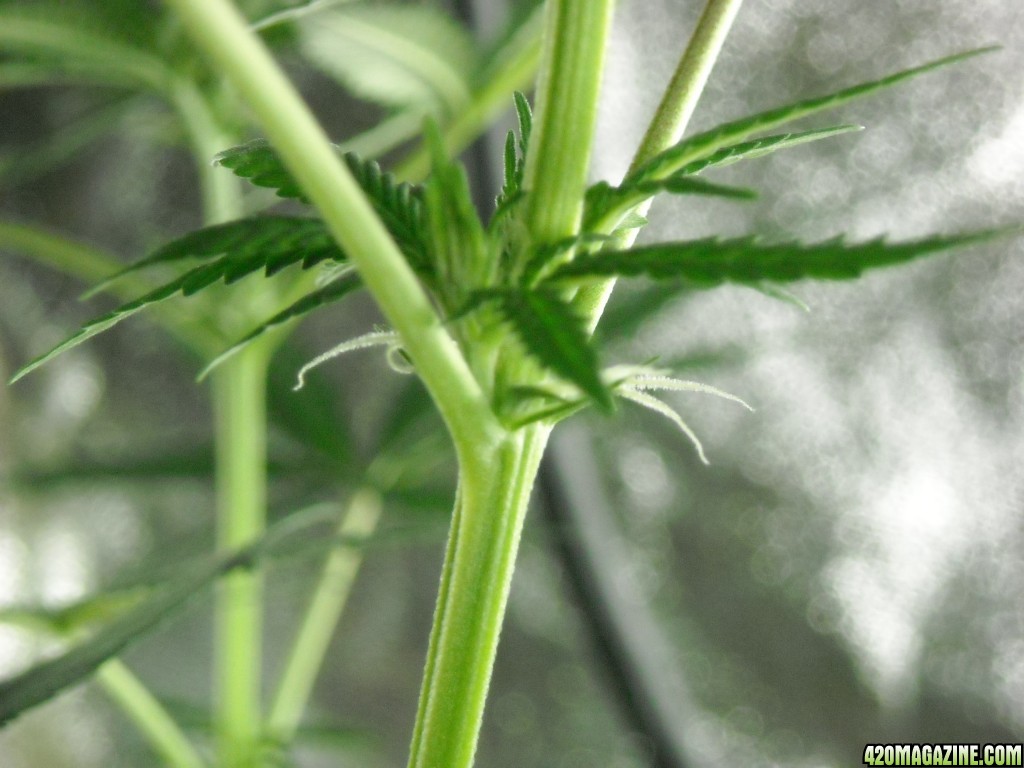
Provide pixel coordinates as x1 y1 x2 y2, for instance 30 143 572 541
1 0 1022 766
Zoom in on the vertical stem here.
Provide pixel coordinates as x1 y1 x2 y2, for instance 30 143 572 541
211 346 270 768
574 0 745 327
523 0 616 243
407 426 550 768
408 2 616 765
266 489 383 744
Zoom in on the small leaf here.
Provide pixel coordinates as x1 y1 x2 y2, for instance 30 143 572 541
473 288 612 412
198 272 363 380
628 48 997 185
676 124 863 176
423 119 490 302
583 176 755 233
551 228 1017 287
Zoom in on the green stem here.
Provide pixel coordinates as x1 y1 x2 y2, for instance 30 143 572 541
211 347 270 768
523 0 615 243
394 6 544 181
96 660 207 768
574 0 745 327
169 72 269 768
407 426 550 768
406 3 616 765
163 0 499 455
266 488 383 744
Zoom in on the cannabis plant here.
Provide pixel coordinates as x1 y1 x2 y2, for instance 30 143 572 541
0 0 1016 766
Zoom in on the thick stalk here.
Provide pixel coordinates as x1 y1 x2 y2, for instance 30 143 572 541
163 0 499 454
407 426 550 768
96 660 206 768
574 0 745 327
211 346 270 768
408 2 615 765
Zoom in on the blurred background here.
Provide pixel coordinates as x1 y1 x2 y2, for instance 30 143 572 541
1 0 1023 766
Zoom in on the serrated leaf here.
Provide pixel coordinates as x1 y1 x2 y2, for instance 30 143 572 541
198 272 363 380
88 216 337 296
0 509 337 726
11 219 344 383
295 2 477 114
583 176 755 234
215 141 431 273
628 48 997 186
676 124 863 176
423 120 490 303
472 288 612 412
551 228 1016 287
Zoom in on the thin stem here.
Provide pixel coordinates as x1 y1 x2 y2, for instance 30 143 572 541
96 659 207 768
407 426 551 768
394 6 544 181
266 488 383 744
211 347 270 768
169 78 243 227
169 72 268 768
574 0 745 327
522 0 615 243
163 0 500 457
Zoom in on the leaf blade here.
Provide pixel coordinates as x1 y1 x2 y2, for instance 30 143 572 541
478 288 612 412
629 48 997 185
551 228 1018 286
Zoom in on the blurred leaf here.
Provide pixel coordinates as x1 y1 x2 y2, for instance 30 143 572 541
199 272 363 379
0 8 169 90
552 229 1016 287
629 48 997 185
11 218 346 383
0 509 334 726
0 589 148 637
294 1 478 114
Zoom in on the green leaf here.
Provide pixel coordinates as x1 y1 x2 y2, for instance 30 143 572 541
675 124 863 176
88 216 338 296
582 176 755 234
0 510 332 727
294 2 478 114
422 120 490 303
11 219 344 383
198 272 364 380
0 589 148 637
214 141 430 273
628 48 997 186
471 288 612 412
493 92 533 225
551 228 1017 287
